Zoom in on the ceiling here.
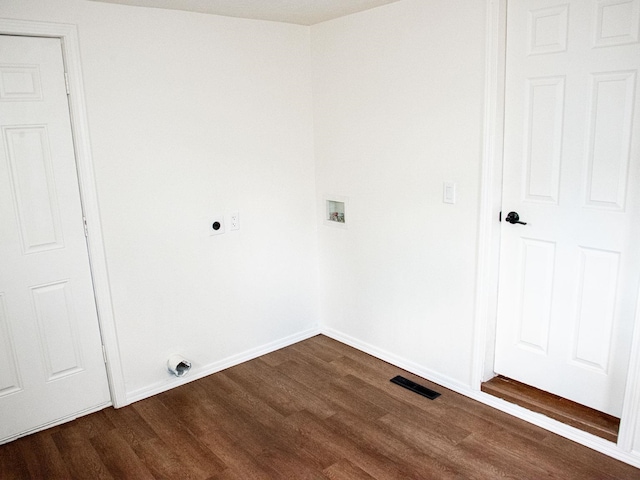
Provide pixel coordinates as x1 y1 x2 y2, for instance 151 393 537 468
87 0 404 25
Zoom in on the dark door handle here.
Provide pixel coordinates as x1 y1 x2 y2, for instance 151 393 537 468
505 211 527 225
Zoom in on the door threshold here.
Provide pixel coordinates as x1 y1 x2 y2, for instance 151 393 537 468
481 375 619 443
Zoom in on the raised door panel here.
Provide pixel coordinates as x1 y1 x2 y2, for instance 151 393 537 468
3 126 63 253
584 71 636 210
0 64 42 101
517 239 556 353
594 0 640 47
523 77 565 204
571 248 620 372
31 281 83 381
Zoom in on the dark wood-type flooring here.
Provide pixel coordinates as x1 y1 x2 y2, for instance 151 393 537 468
481 375 621 443
1 335 638 479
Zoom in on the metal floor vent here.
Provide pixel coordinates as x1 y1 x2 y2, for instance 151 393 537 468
390 375 441 400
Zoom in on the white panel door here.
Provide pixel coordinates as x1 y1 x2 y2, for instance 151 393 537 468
494 0 640 417
0 35 110 442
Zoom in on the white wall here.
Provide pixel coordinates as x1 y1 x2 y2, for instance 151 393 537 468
1 0 488 400
0 0 320 399
312 0 487 387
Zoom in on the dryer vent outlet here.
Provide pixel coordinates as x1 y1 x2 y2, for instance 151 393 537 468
167 355 192 377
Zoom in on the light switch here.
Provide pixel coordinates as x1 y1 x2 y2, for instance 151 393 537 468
443 182 456 204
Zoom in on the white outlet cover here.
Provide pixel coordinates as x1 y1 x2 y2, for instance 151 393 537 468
209 215 225 236
230 211 239 231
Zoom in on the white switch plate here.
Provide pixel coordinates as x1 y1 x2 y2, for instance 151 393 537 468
230 211 239 231
443 182 456 204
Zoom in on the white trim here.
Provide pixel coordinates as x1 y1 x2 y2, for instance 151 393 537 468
0 18 127 407
467 391 640 468
471 0 507 388
126 327 321 405
322 327 470 396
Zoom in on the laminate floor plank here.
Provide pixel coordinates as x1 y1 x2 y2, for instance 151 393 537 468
284 410 417 480
171 374 333 476
133 396 226 478
449 433 553 480
51 425 114 480
241 358 337 419
16 433 72 479
542 432 640 480
465 421 622 480
258 346 301 367
377 412 470 456
276 358 341 390
130 437 204 480
322 459 376 480
161 381 276 461
222 361 306 417
102 404 158 447
182 413 279 480
289 337 345 363
90 429 156 480
308 375 389 423
187 377 297 458
200 381 336 477
323 410 462 480
253 447 330 480
1 335 639 479
71 410 117 439
0 437 31 480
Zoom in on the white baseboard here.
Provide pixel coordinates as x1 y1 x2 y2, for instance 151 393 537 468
466 390 640 468
320 326 640 469
125 326 321 405
321 326 470 394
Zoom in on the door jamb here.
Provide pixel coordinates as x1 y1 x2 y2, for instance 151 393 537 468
472 0 640 453
0 18 127 407
471 0 507 390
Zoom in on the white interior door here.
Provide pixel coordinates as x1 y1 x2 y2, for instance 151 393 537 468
0 35 110 442
494 0 640 417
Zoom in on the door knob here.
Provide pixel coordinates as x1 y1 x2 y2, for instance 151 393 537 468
505 211 527 225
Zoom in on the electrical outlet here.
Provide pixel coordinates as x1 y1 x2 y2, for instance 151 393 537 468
209 215 225 236
230 211 239 231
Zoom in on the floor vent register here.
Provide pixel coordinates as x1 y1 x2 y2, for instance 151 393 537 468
390 375 441 400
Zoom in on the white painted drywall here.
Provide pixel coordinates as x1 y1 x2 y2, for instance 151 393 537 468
0 0 320 398
2 0 485 399
312 0 487 386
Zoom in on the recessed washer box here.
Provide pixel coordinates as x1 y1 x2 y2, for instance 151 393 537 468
324 195 348 228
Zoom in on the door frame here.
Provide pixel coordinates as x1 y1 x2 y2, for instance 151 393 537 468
0 18 127 408
472 0 640 457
